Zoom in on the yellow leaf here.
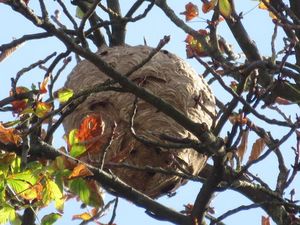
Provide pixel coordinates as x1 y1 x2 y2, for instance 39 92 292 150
219 0 232 18
72 212 92 221
236 130 249 162
68 163 93 179
247 138 266 163
42 179 63 206
35 102 52 118
57 88 74 103
258 0 277 19
258 0 269 10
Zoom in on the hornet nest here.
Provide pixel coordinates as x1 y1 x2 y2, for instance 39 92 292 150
63 45 215 198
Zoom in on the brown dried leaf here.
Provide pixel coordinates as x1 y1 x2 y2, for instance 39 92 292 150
202 0 216 13
68 163 93 179
236 130 249 162
275 96 292 105
261 216 270 225
247 138 266 163
0 123 22 145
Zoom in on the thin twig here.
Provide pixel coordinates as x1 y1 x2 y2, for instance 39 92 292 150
56 0 78 29
108 197 118 225
11 52 57 92
100 122 117 170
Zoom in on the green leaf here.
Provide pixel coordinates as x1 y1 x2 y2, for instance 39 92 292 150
0 164 9 177
10 157 21 173
31 83 37 90
8 170 38 185
70 144 86 158
7 178 31 196
55 196 65 212
41 213 62 225
0 178 6 203
6 170 39 200
0 204 16 224
75 6 85 19
57 88 74 103
88 184 104 208
9 213 21 225
75 2 93 19
2 120 21 127
69 178 90 205
219 0 232 18
68 129 86 158
19 107 35 116
26 161 44 175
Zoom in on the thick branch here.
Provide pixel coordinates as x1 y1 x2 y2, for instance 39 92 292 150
106 0 126 46
191 155 225 224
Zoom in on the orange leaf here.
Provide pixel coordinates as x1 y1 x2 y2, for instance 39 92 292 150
181 2 199 21
35 102 52 118
247 138 266 163
10 86 29 114
21 182 44 200
68 163 93 179
229 113 248 125
0 152 16 164
184 29 209 58
236 130 249 162
72 212 92 221
76 114 104 153
261 216 271 225
39 76 49 94
0 123 22 145
202 0 216 13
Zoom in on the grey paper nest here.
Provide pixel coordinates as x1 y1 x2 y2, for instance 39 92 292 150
63 45 215 198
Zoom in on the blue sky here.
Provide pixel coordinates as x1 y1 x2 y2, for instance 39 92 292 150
0 1 298 225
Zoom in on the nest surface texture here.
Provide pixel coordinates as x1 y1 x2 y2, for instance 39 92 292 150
63 45 215 198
